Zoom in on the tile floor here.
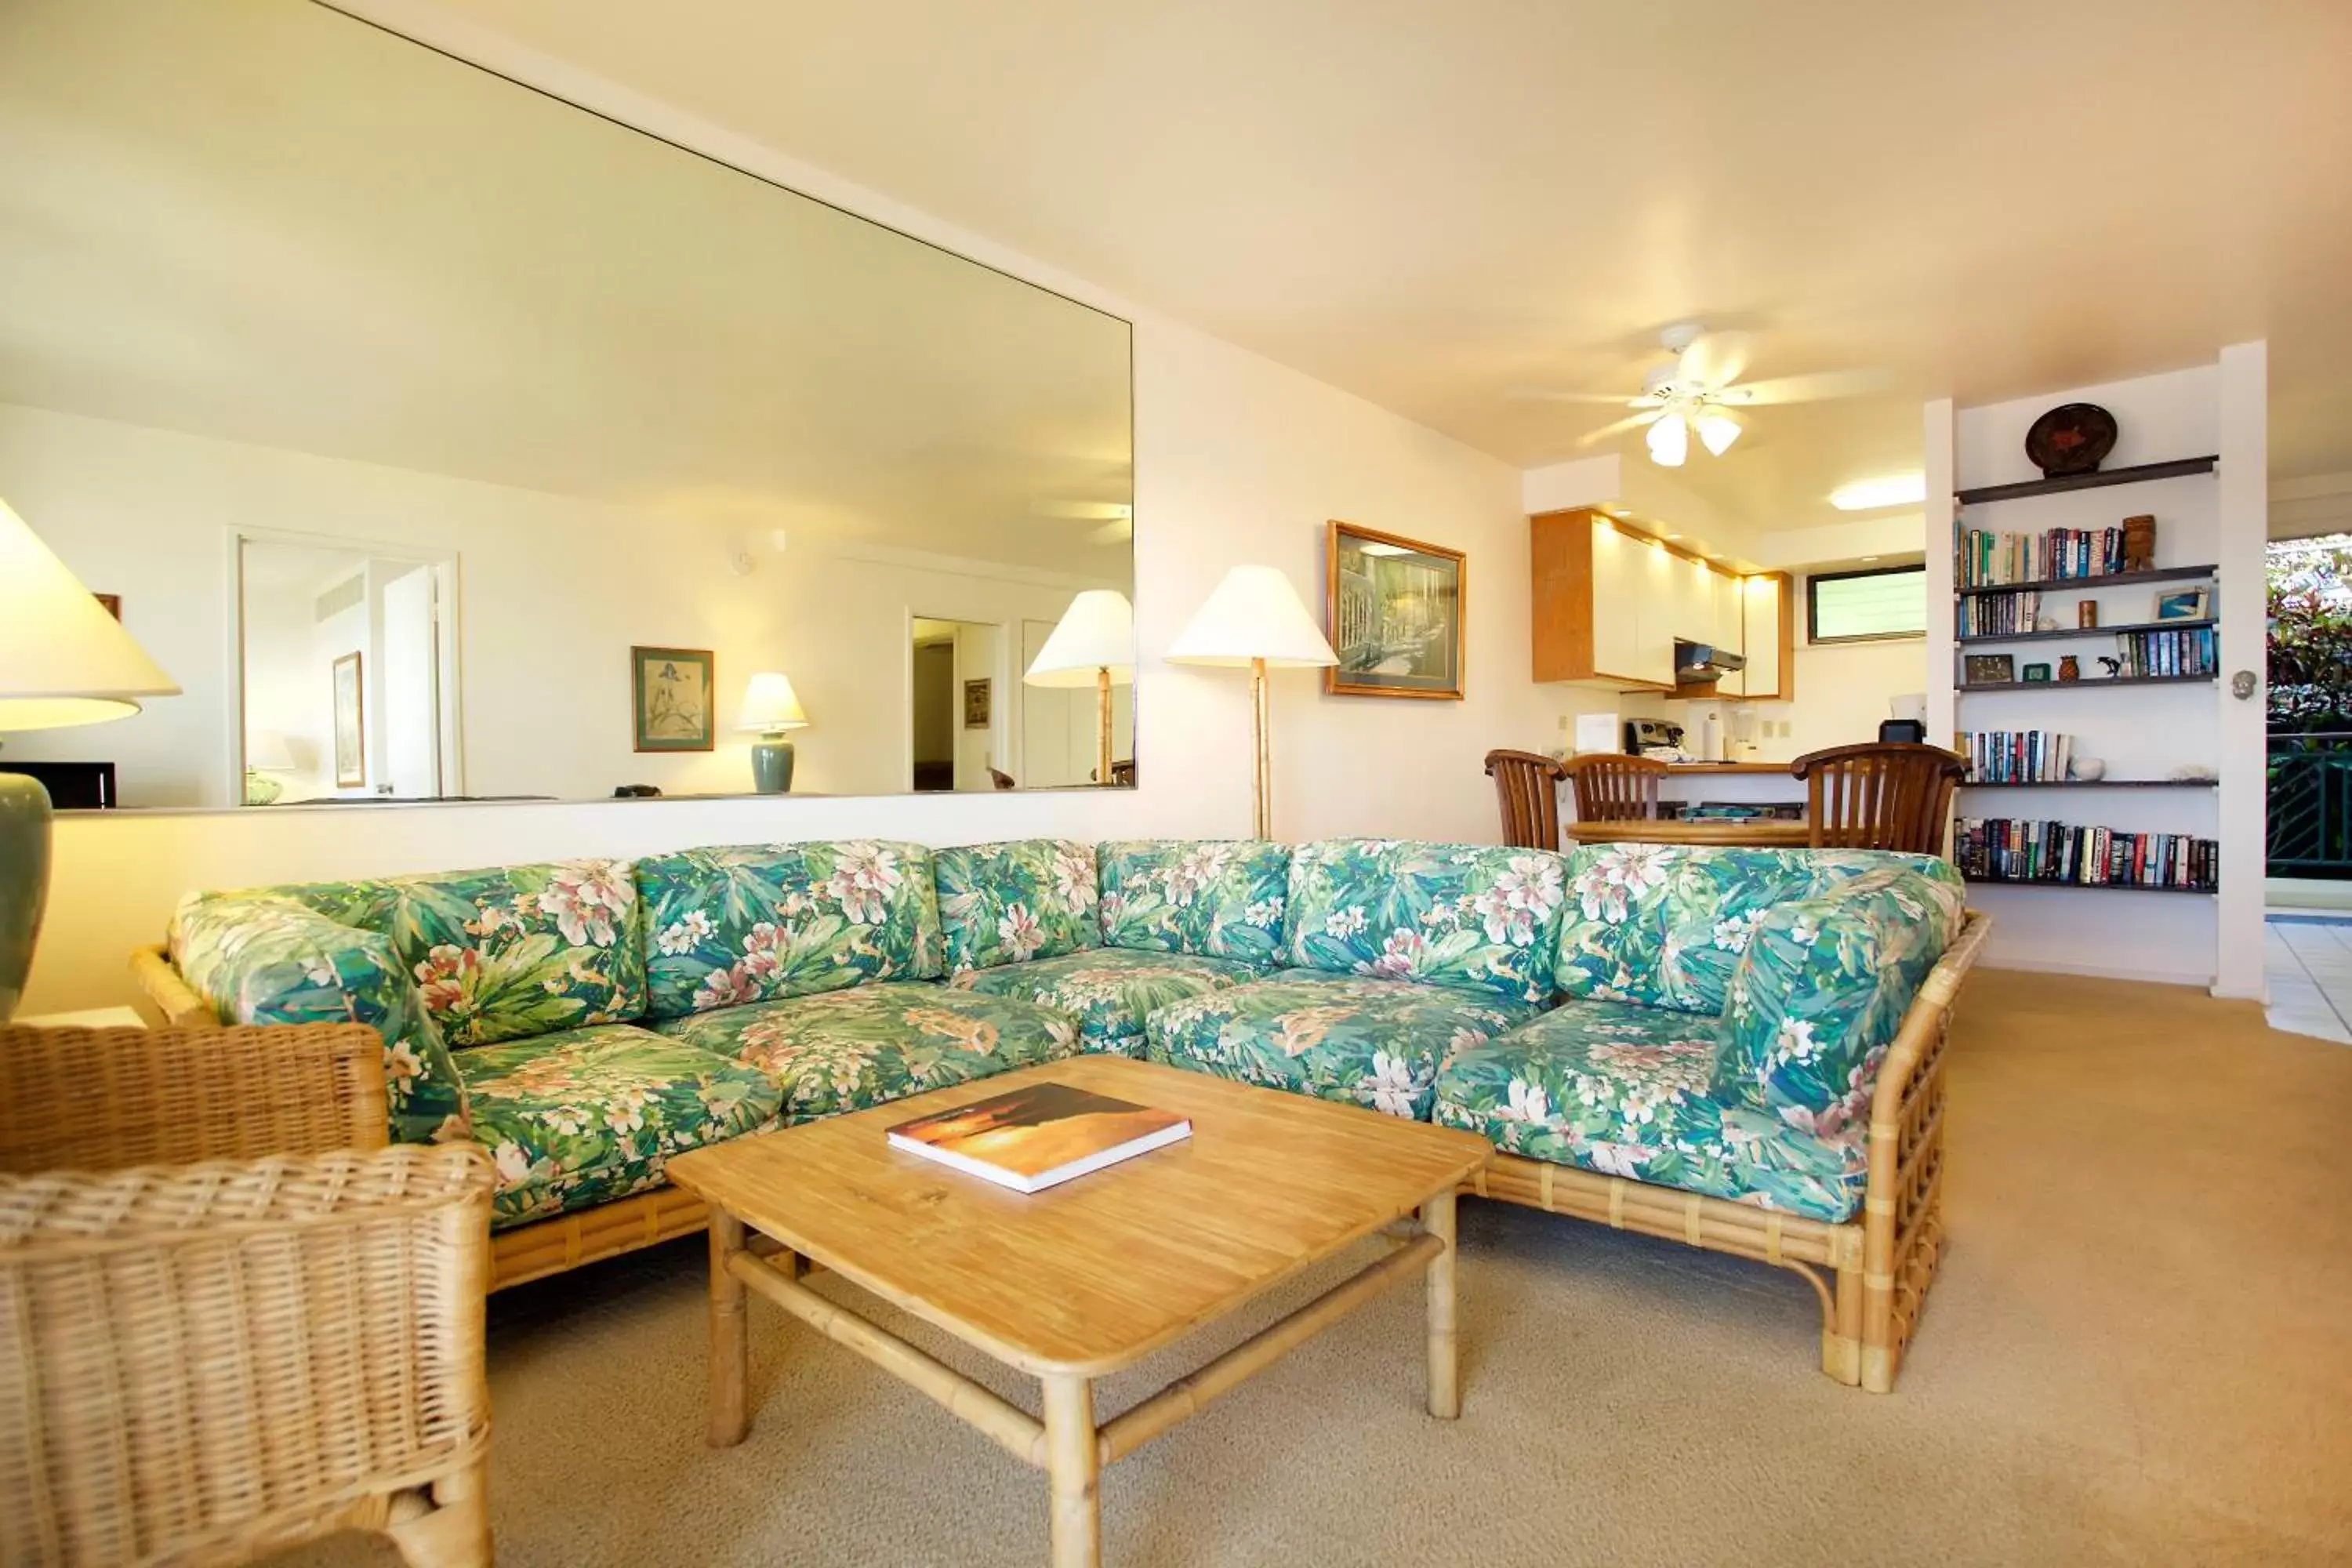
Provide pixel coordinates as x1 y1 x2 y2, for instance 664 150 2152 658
2265 913 2352 1043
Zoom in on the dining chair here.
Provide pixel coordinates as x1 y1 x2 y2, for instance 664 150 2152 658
1791 742 1967 855
989 768 1016 790
0 1024 496 1568
1561 752 1670 822
1483 749 1569 849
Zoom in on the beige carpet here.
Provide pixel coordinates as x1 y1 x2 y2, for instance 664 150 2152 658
277 969 2352 1566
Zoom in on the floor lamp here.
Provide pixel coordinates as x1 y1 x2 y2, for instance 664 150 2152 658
1024 590 1134 786
0 498 180 1021
1165 565 1337 839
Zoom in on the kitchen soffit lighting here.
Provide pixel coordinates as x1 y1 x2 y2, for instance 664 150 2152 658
1830 474 1927 511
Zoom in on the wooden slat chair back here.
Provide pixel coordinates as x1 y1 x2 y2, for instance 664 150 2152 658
1791 742 1966 854
1561 753 1668 823
1482 750 1568 849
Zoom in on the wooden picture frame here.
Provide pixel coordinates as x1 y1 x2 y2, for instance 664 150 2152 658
1962 653 2015 687
631 645 715 752
331 651 365 787
963 677 993 728
1324 520 1466 700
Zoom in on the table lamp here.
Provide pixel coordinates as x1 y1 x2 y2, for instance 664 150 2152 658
0 497 180 1020
245 728 299 804
1022 589 1134 786
1164 565 1337 839
736 672 810 793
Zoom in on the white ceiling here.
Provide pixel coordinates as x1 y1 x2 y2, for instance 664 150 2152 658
0 0 1133 576
412 0 2352 532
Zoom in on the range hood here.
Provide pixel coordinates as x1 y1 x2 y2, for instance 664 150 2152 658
1672 639 1748 684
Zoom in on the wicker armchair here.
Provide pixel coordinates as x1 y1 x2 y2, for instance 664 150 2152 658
0 1025 495 1568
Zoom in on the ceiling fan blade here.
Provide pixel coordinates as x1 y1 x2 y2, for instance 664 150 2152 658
1676 329 1750 392
1573 409 1664 448
1722 368 1892 405
1507 387 1648 404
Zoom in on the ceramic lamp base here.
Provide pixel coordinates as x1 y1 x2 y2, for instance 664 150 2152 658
0 771 53 1023
750 736 797 793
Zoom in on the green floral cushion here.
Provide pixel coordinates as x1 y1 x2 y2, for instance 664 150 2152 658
637 840 943 1019
1432 1001 1864 1222
934 839 1100 974
1097 840 1290 967
654 982 1081 1124
947 947 1260 1056
1145 968 1541 1121
1555 846 1962 1014
1711 866 1965 1120
278 861 648 1049
458 1023 782 1231
1280 840 1568 1004
169 893 469 1145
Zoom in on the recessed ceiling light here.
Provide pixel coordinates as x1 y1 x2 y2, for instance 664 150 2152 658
1862 555 1880 562
1830 475 1926 511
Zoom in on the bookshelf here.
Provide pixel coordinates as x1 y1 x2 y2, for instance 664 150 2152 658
1949 459 2223 897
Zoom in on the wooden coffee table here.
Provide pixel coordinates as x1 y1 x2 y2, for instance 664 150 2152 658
667 1055 1491 1566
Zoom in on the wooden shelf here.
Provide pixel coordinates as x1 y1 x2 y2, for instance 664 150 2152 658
1962 876 2216 895
1959 673 2216 694
1955 456 2218 506
1958 779 2216 789
1956 617 2215 645
1955 563 2217 599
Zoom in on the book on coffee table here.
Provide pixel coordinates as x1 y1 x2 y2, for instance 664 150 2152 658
886 1080 1192 1193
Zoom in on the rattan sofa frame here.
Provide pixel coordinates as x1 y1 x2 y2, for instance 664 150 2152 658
137 906 1984 1388
1465 907 1986 1392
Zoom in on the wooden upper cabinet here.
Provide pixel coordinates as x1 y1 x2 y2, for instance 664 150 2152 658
1737 571 1796 701
1531 509 1780 695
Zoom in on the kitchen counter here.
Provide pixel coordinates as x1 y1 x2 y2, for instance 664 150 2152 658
1661 761 1792 775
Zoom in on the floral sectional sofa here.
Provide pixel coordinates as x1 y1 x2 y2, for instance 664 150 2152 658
142 834 1984 1392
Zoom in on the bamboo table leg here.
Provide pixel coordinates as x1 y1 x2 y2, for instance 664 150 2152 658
708 1209 750 1448
1042 1373 1099 1568
1421 1189 1459 1419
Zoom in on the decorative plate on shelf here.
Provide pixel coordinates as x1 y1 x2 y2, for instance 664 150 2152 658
2024 403 2118 477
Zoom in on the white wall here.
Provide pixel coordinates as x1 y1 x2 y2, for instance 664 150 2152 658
1926 357 2266 993
17 66 1552 1014
1741 630 1926 763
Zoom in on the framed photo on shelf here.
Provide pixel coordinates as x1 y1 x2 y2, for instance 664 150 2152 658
1962 653 2015 686
631 645 715 752
2154 586 2210 621
1323 521 1465 699
2022 662 2053 683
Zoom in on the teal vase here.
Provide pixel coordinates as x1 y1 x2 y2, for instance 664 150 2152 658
750 735 796 793
0 771 52 1023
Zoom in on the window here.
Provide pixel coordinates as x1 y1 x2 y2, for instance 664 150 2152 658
1807 564 1926 644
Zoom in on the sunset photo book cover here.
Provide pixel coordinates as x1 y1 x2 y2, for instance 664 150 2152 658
886 1081 1192 1192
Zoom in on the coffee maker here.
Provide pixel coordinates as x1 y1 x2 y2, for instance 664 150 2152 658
1623 719 1687 759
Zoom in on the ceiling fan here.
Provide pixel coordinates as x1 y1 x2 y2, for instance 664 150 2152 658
1520 322 1887 467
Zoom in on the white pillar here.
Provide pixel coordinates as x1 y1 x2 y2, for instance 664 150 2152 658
2213 340 2268 1000
1922 398 1958 749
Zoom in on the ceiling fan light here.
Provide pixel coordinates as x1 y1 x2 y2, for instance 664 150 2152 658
1695 413 1741 456
1645 411 1689 466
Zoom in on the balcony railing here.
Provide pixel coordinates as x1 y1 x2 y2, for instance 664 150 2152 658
2268 731 2352 879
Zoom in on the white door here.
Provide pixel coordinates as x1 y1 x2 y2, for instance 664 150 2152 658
379 564 440 797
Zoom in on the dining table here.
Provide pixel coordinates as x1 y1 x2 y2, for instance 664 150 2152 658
1561 817 1815 848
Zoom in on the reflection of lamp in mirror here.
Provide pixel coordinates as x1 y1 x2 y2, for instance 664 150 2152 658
0 497 180 1020
244 729 298 805
1164 566 1337 839
1023 590 1134 787
736 673 810 793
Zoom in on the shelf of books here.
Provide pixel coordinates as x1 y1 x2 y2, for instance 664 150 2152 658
1955 818 2219 894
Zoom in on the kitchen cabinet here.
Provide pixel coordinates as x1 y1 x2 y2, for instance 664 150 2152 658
1531 508 1782 695
1737 572 1794 701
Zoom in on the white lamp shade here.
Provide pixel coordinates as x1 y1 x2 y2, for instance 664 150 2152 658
1695 412 1741 456
1646 412 1690 466
1164 564 1338 669
1025 590 1135 688
735 671 810 732
0 496 178 731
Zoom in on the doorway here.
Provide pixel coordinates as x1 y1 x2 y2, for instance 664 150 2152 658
910 616 1004 792
235 532 460 803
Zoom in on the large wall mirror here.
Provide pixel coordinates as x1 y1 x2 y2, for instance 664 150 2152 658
0 0 1134 810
